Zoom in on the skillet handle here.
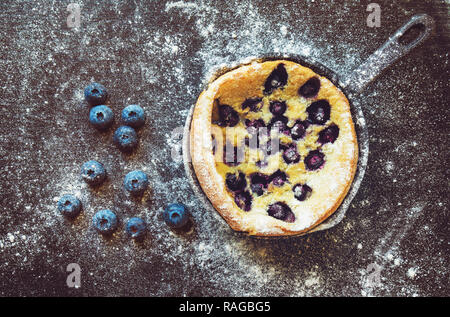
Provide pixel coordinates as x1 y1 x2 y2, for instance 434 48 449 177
341 14 434 94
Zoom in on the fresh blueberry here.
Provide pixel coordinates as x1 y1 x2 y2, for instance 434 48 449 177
264 63 288 95
298 77 321 98
123 170 149 196
121 104 146 129
225 172 247 192
305 150 325 170
84 83 108 106
234 191 252 211
57 194 82 218
293 183 312 201
269 101 287 116
81 160 106 186
242 98 263 112
282 143 301 164
318 124 340 144
89 105 114 131
126 217 146 240
306 100 330 125
290 120 308 140
163 203 189 229
92 209 118 235
113 125 138 152
217 105 239 127
267 202 295 222
270 170 287 186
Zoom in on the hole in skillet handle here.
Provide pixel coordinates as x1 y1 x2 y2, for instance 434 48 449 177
398 23 426 47
394 14 434 54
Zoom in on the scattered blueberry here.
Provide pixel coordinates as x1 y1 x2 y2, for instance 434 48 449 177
163 203 189 229
270 170 287 187
81 160 106 186
84 83 108 106
306 100 330 125
318 124 340 144
269 101 287 116
89 105 114 131
123 170 149 196
298 77 321 98
217 104 239 127
242 98 263 112
92 209 118 235
282 143 301 164
305 150 325 170
264 63 288 95
126 217 147 240
57 194 82 218
267 202 295 222
290 120 308 140
293 184 312 201
113 125 138 152
234 191 252 211
226 172 247 192
122 104 146 129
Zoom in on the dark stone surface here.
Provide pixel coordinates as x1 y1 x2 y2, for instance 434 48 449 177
0 0 448 296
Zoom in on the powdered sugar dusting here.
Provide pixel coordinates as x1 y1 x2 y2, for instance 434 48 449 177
0 0 447 297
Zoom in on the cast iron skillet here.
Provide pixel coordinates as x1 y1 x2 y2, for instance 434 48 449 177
182 14 434 236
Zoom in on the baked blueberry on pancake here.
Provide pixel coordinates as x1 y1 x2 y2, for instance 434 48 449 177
190 60 358 236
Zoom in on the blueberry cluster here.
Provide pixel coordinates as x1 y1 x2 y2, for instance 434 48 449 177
214 63 341 222
57 83 190 241
84 82 146 152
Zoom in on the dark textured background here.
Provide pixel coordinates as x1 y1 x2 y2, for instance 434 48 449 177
0 0 448 296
